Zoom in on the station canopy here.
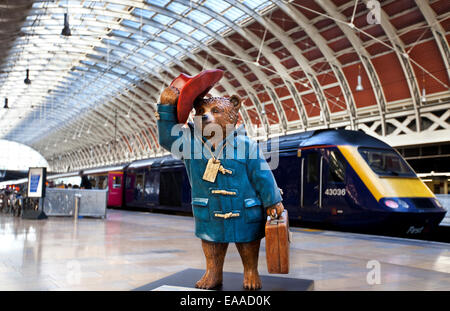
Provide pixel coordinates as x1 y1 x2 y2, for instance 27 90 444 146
0 0 448 172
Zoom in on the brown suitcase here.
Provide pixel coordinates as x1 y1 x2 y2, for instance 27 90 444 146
265 210 290 274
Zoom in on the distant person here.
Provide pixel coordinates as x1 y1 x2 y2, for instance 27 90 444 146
67 183 72 189
80 176 92 189
102 178 108 190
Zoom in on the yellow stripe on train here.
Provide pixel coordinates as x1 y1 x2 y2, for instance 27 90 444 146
337 145 434 201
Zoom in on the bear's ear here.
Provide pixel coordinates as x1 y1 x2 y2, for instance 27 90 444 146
229 95 241 110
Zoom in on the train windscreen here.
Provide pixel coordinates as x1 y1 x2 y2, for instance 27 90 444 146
358 147 416 177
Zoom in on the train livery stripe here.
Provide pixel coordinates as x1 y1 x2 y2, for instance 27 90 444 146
337 145 434 201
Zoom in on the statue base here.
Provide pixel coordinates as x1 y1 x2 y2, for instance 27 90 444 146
133 268 314 291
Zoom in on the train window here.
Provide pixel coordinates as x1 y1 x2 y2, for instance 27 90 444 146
306 152 319 184
112 176 122 189
328 150 346 183
359 148 415 177
159 171 182 207
100 176 108 189
136 174 144 190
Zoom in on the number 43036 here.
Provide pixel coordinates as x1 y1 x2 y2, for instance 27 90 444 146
325 188 346 196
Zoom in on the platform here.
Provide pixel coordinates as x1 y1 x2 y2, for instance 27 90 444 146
0 209 449 290
133 268 314 291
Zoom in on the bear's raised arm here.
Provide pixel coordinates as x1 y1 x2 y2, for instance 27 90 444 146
157 86 185 152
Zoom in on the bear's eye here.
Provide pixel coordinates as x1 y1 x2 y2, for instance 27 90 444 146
211 108 221 114
196 108 204 115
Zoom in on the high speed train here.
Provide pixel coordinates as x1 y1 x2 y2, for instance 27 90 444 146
4 129 446 235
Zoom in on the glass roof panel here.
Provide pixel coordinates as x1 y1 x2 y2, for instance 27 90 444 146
121 42 136 51
142 24 159 35
148 41 166 50
96 15 115 22
167 2 190 15
254 1 274 12
166 47 179 56
172 21 195 34
223 6 246 22
128 54 146 65
111 29 131 38
191 30 208 41
154 55 168 63
203 0 231 13
133 8 155 19
80 60 95 66
242 0 271 10
121 19 141 29
145 0 171 7
139 49 155 58
160 31 180 42
153 13 174 25
186 9 211 24
107 3 127 12
112 50 128 58
205 19 226 32
104 38 121 46
130 33 146 44
111 67 127 75
177 38 192 48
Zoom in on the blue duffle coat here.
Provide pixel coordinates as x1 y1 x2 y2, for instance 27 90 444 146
157 104 282 243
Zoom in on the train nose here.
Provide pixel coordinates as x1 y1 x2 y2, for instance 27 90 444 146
380 197 445 211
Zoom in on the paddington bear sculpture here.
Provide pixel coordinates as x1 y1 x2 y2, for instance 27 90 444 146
156 69 284 290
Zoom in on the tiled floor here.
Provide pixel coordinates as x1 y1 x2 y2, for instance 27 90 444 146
0 210 449 291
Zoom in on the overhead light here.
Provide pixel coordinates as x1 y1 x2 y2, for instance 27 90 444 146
356 64 363 91
356 74 363 91
24 69 31 85
421 87 426 103
61 13 71 36
3 98 8 109
421 71 426 103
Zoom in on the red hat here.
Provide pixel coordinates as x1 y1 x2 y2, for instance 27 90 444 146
170 69 224 124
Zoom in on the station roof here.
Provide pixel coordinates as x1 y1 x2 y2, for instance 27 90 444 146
0 0 448 172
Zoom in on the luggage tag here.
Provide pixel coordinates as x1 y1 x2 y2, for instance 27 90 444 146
202 158 221 183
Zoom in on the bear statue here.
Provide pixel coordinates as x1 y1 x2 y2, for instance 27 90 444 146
156 70 284 290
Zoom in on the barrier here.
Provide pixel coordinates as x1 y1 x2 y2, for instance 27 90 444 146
43 188 107 218
435 194 450 226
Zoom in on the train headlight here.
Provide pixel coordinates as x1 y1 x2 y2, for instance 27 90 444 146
384 199 399 209
398 199 409 209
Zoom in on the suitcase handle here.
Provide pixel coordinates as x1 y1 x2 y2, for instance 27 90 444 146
267 210 287 224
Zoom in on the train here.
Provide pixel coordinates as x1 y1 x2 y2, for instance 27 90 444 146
2 129 446 235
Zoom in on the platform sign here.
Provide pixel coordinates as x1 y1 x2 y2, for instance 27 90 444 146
27 167 47 198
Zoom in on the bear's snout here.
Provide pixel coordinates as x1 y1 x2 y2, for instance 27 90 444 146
202 114 210 122
201 113 215 124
